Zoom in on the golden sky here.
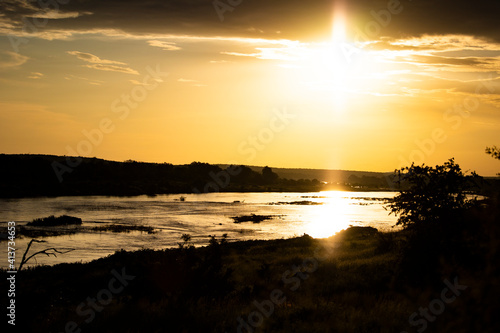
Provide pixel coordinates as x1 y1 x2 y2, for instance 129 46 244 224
1 0 500 175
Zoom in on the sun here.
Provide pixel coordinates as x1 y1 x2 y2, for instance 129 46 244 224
296 5 360 112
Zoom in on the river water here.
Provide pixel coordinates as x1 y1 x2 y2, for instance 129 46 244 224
0 191 398 268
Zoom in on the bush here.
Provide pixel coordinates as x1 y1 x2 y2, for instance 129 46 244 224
386 158 482 229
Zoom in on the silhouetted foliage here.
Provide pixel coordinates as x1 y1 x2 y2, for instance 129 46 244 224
387 158 482 229
262 166 279 184
28 215 82 226
486 145 500 160
486 145 500 176
178 233 194 249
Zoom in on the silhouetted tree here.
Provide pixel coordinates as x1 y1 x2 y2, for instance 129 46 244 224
18 239 74 271
486 146 500 160
486 146 500 176
262 166 279 184
387 158 482 229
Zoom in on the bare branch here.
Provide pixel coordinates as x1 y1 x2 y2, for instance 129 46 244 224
18 239 75 271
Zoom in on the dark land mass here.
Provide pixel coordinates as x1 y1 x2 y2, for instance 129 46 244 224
219 164 394 184
3 154 498 199
0 154 400 198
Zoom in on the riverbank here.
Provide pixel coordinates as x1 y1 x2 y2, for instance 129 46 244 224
2 219 498 332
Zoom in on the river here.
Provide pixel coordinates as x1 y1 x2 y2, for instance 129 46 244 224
0 191 398 268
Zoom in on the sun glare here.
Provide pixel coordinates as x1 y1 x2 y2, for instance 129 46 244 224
304 191 353 238
332 5 347 44
330 8 349 111
298 3 358 112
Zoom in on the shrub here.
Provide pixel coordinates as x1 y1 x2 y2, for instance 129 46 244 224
386 158 482 229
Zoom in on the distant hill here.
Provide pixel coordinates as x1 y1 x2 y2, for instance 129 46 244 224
219 165 391 184
0 154 397 198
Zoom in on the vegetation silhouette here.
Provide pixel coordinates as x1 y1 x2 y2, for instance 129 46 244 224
387 158 482 229
0 154 328 197
485 145 500 161
27 215 82 227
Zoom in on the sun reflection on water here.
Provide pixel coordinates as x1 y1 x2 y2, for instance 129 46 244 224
304 191 353 238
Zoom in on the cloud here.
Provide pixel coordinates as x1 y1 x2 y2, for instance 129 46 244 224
178 78 206 87
84 64 139 75
220 52 260 58
408 55 488 66
31 10 93 20
209 60 230 64
67 51 138 75
129 78 161 86
147 40 181 51
28 72 43 79
0 51 28 69
0 0 498 43
67 51 126 65
65 74 104 85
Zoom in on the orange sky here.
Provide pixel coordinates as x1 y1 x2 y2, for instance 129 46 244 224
1 0 499 175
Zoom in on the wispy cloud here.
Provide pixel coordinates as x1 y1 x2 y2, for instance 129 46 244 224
31 10 93 20
129 79 159 87
147 40 181 51
67 51 125 65
83 64 138 75
66 51 138 75
209 60 230 64
178 78 206 87
28 72 43 79
65 74 105 85
0 51 28 69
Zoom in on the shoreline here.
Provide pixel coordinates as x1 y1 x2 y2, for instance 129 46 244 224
0 186 398 200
